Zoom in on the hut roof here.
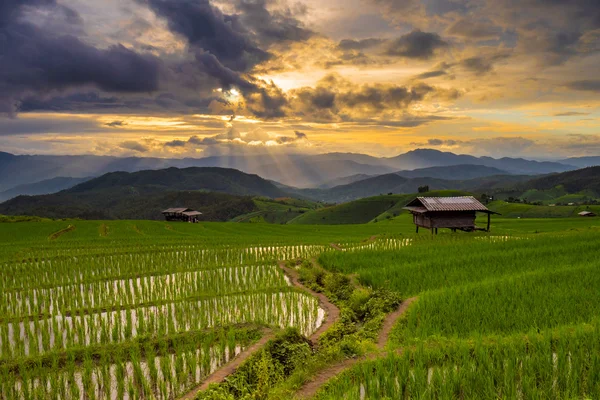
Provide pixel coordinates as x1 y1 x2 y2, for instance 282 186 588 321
182 211 202 216
578 211 596 216
162 207 191 213
404 196 497 214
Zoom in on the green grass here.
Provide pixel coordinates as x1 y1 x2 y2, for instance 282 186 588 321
2 208 599 399
289 190 470 225
316 223 600 399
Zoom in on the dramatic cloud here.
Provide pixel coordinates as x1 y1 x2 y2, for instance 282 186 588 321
385 30 448 59
119 140 150 153
233 0 313 46
139 0 268 72
162 128 310 150
2 0 600 159
0 0 162 116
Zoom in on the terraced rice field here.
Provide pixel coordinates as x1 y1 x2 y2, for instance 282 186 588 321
316 230 600 399
1 218 599 399
0 222 342 400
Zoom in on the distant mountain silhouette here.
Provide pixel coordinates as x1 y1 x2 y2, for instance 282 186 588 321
0 149 576 192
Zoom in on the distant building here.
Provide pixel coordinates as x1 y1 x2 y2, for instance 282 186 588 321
578 211 596 217
162 208 202 222
403 196 499 234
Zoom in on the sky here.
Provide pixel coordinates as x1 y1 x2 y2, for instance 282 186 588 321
0 0 599 160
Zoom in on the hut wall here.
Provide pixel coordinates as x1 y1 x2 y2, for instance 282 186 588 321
414 214 432 228
429 211 476 228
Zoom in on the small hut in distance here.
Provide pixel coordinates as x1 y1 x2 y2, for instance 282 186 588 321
403 196 499 234
578 211 597 217
162 208 202 223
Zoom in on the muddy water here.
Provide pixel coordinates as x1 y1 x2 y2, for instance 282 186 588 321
4 345 244 400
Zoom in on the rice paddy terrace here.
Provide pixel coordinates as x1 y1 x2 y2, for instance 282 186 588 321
0 217 599 399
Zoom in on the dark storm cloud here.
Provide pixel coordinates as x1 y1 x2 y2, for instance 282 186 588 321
138 0 313 120
288 74 457 122
18 92 121 112
337 38 385 51
234 0 313 46
139 0 269 72
194 52 258 92
244 83 289 119
338 83 435 109
0 0 162 116
140 0 311 73
565 80 600 92
385 30 448 59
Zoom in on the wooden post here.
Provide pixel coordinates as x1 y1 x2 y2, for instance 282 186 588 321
487 213 491 232
435 228 438 235
416 225 419 233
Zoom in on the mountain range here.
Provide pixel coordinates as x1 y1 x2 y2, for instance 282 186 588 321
0 168 287 220
0 149 591 197
3 164 599 221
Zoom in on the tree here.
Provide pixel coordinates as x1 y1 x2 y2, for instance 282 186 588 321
418 185 429 193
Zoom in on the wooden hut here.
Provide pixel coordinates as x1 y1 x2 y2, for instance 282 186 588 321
162 208 202 222
403 196 499 234
578 211 596 217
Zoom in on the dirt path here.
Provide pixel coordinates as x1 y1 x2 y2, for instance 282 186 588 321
278 261 340 344
178 262 340 399
377 296 417 349
294 296 418 399
178 328 275 400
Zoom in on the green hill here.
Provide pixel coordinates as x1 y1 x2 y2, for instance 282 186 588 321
0 167 292 220
488 200 600 218
288 190 469 225
67 167 288 198
488 167 600 205
229 197 322 224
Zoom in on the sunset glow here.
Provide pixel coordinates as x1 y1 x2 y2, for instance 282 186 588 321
1 0 599 159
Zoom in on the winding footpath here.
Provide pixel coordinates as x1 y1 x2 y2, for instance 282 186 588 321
177 261 341 400
294 296 418 399
178 251 415 400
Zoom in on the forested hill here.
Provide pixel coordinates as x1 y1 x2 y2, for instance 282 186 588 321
517 166 600 194
0 167 290 220
65 167 288 198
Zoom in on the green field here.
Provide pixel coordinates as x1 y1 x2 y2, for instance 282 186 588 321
0 213 598 399
315 222 600 398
